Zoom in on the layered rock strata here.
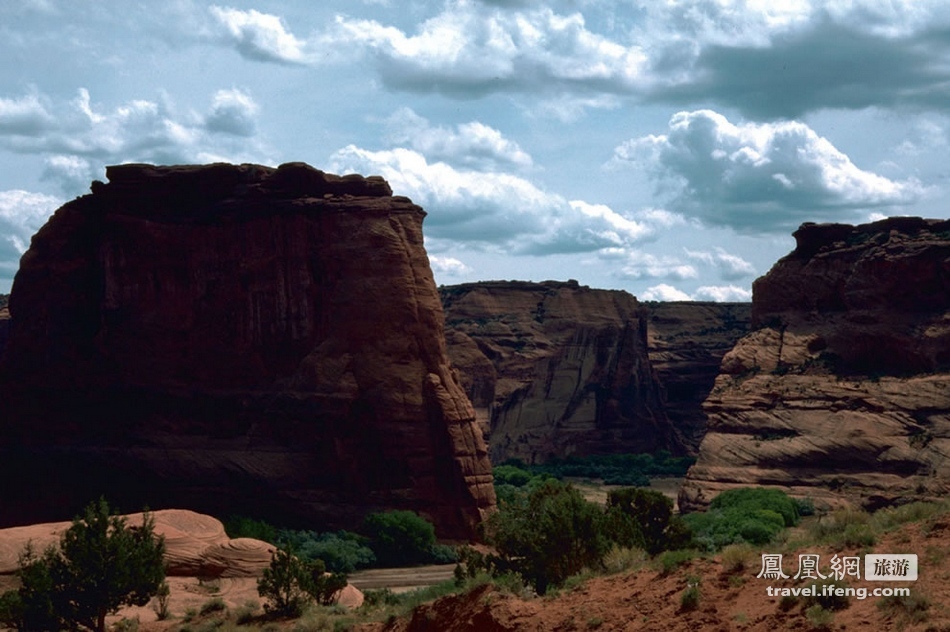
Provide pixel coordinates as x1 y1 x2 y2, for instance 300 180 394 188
441 280 682 463
680 218 950 511
645 302 751 451
0 163 495 538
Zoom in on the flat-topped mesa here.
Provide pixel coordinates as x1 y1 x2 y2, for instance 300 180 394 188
680 217 950 512
441 280 684 464
0 162 495 538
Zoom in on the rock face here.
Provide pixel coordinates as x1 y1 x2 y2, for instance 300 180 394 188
0 163 495 538
645 302 751 451
680 218 950 511
441 281 682 463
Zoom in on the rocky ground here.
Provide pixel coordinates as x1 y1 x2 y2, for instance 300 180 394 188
354 509 950 632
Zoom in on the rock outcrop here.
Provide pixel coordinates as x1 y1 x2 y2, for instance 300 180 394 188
645 302 751 451
680 218 950 511
0 163 495 538
0 509 274 578
441 281 682 463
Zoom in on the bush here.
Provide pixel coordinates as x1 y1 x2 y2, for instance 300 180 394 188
684 488 799 550
258 548 347 617
679 578 701 612
224 516 279 544
656 549 697 575
0 498 165 632
605 487 692 555
364 511 438 567
276 530 376 573
483 480 608 594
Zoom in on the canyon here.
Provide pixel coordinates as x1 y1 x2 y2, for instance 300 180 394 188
0 163 495 539
440 281 750 462
680 218 950 512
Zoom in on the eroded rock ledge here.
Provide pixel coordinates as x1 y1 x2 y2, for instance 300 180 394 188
0 162 495 538
680 218 950 512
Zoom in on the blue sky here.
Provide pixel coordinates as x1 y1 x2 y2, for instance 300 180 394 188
1 0 948 299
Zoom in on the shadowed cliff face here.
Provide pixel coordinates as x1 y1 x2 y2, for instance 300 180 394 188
0 294 8 360
681 218 950 512
441 281 683 464
645 302 751 451
0 162 495 538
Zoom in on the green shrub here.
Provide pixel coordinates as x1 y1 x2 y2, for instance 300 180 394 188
200 597 227 615
276 530 376 573
1 499 166 632
605 487 692 555
492 464 534 487
258 548 347 617
602 545 647 574
805 604 833 630
684 487 799 550
656 549 696 575
224 516 279 544
720 543 756 574
152 581 171 620
364 511 437 567
803 579 851 612
483 480 609 594
679 578 701 612
877 592 930 625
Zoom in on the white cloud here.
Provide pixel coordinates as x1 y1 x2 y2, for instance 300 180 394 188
321 2 647 98
693 285 753 302
0 88 270 196
328 144 654 255
611 250 697 281
613 109 923 232
205 88 259 136
209 6 311 64
641 283 692 301
685 247 756 280
0 190 62 285
640 282 752 302
0 93 53 135
384 108 532 171
429 255 472 276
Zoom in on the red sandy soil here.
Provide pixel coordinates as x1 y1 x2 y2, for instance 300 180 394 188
354 513 950 632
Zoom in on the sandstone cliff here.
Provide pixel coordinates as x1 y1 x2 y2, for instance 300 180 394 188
441 280 681 463
645 302 751 450
680 218 950 511
0 163 495 538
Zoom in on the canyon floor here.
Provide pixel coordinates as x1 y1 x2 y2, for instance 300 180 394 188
84 499 949 632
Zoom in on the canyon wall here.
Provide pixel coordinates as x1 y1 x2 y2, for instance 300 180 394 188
680 218 950 511
441 281 682 463
645 302 751 450
0 163 495 538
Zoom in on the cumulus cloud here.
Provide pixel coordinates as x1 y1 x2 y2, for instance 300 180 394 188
605 249 697 281
685 247 755 280
640 283 752 302
384 108 532 171
204 88 259 136
0 88 270 196
209 6 311 64
641 284 692 301
245 1 647 100
0 93 53 135
613 109 922 232
637 1 950 118
328 144 656 255
429 254 472 277
0 189 62 285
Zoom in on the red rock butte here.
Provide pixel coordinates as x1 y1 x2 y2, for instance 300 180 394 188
680 217 950 512
0 162 495 539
